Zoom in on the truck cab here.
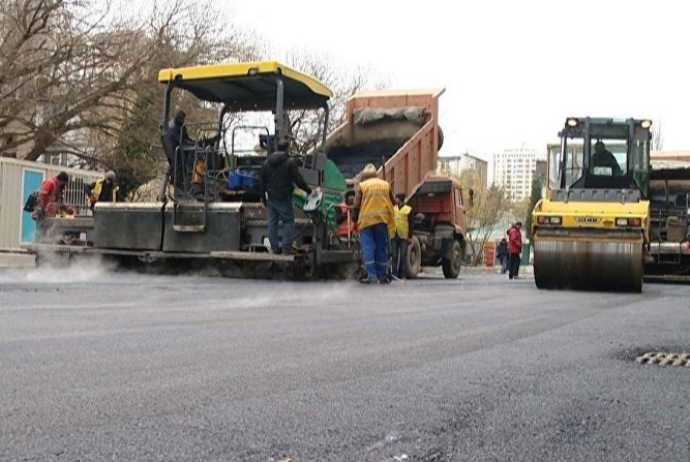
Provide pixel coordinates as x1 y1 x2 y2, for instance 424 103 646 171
406 174 469 279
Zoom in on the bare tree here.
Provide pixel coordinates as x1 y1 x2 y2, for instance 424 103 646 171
458 169 511 265
1 0 262 198
0 0 258 162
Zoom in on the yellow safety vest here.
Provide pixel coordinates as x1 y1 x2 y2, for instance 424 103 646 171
90 179 119 206
394 204 412 239
357 178 395 231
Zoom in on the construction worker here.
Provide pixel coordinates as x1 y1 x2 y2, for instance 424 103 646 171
335 190 357 241
87 171 119 209
167 109 194 156
259 139 312 255
32 171 75 241
591 140 622 176
353 164 395 284
164 108 195 195
392 193 413 279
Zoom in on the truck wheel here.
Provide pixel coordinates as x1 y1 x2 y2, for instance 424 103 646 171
405 236 422 279
442 240 462 279
438 126 445 151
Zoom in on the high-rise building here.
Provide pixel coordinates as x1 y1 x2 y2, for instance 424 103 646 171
492 149 541 202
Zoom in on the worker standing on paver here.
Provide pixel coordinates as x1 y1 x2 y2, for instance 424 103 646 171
353 164 395 284
259 139 312 255
507 221 523 280
87 171 119 209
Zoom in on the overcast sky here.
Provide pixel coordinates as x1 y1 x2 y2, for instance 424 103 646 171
226 0 689 162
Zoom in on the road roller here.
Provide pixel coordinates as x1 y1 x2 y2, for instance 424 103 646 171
532 117 652 292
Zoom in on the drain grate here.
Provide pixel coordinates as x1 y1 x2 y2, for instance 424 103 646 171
636 352 690 367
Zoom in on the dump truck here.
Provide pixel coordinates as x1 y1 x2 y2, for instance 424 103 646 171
324 90 470 278
26 62 466 279
532 117 652 292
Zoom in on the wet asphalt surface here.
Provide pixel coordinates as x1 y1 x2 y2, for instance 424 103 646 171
1 264 689 462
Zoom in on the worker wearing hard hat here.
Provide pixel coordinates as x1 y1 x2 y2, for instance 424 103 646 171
87 170 119 209
353 163 395 284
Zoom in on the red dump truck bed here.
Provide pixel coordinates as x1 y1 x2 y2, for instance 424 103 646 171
325 89 445 197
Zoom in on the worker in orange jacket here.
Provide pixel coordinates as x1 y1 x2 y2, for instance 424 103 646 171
32 172 75 241
335 190 357 241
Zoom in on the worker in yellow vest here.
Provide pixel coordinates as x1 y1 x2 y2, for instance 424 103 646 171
353 164 395 284
87 171 119 209
392 193 413 279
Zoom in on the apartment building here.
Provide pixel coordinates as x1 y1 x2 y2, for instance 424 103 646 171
493 149 541 202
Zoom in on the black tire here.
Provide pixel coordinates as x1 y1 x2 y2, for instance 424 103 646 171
442 239 462 279
406 236 422 279
437 126 445 151
298 253 320 281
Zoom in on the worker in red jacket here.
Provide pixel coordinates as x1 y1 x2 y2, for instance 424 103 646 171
507 221 523 280
32 172 75 241
335 190 357 242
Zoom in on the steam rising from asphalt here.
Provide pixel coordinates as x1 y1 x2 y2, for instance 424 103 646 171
0 254 116 284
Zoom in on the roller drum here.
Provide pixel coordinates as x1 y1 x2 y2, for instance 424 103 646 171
533 233 643 292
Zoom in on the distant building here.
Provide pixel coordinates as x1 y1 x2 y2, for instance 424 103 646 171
439 153 488 187
493 149 542 202
534 159 547 184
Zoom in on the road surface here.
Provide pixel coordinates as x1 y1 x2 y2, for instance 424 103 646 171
1 264 689 461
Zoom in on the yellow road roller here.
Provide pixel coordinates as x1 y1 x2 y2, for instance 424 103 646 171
532 117 652 292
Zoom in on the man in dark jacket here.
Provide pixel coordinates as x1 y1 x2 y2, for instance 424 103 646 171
164 109 195 193
167 109 194 154
259 140 312 255
591 140 622 176
496 237 508 274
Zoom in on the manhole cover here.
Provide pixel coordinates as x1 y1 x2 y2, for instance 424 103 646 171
636 352 690 367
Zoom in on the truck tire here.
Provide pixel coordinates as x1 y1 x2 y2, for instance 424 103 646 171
406 236 422 279
438 126 445 151
442 239 462 279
